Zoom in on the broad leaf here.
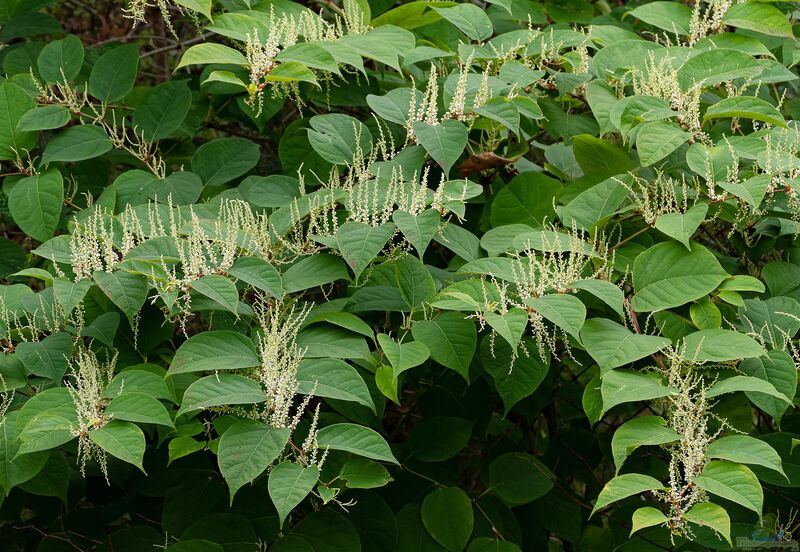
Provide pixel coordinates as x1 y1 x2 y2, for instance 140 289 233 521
421 487 473 551
591 473 664 517
316 423 398 464
600 370 676 417
611 416 679 473
412 120 468 175
268 461 319 528
631 242 728 312
581 319 670 370
8 169 63 242
177 374 267 417
89 420 146 472
169 331 259 375
411 312 477 382
694 461 763 514
219 421 290 503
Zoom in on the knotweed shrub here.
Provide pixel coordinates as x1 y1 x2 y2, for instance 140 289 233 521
1 0 800 550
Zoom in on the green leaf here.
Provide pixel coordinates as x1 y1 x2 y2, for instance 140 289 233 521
488 452 554 507
580 319 670 370
740 349 796 422
176 43 248 69
169 331 259 375
719 174 770 208
377 334 430 378
476 97 520 135
654 203 708 250
411 312 477 382
737 297 800 348
600 370 676 417
190 275 239 314
42 125 112 163
375 364 399 404
631 242 728 312
168 437 205 465
18 450 70 503
572 279 625 318
591 473 664 517
266 61 319 86
525 294 585 340
316 423 398 464
17 413 75 456
276 43 340 75
89 420 146 472
15 332 72 381
337 457 392 489
694 461 763 514
0 81 37 160
433 4 492 40
706 375 791 404
307 113 372 165
684 503 732 547
367 87 421 125
627 2 692 35
282 253 349 293
421 487 474 551
227 256 283 299
676 49 763 90
635 121 691 166
372 1 453 29
339 25 415 71
268 461 319 528
177 374 267 417
37 34 84 83
706 435 785 478
88 44 139 102
481 336 549 416
8 168 63 242
394 253 437 310
295 357 375 412
393 209 440 258
630 507 668 536
53 277 91 315
16 105 70 132
0 413 48 496
491 172 562 227
336 222 395 281
303 312 373 338
15 386 72 423
435 223 482 262
484 308 528 352
191 138 260 186
704 97 787 128
690 298 721 330
93 270 149 325
682 329 764 362
106 392 174 427
81 311 119 348
202 70 247 89
296 325 369 360
611 416 679 473
104 370 174 403
132 80 193 141
557 174 630 230
407 416 473 462
412 120 468 175
572 134 634 176
218 420 290 503
723 2 793 38
173 0 212 18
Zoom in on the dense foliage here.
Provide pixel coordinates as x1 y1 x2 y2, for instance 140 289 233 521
3 0 800 550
